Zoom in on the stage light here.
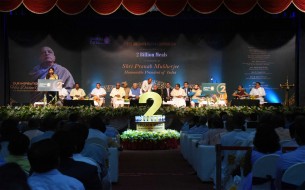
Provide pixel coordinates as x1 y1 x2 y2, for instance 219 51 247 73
265 89 281 103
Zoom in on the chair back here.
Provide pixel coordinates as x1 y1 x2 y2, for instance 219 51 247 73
196 145 216 182
282 162 305 188
252 154 280 190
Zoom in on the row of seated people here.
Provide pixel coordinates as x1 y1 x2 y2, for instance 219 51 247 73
58 81 227 108
0 114 120 190
180 111 304 189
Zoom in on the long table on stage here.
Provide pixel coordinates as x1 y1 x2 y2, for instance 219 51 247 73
63 100 94 106
230 99 260 107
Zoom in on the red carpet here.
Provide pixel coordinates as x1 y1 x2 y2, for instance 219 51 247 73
112 147 214 190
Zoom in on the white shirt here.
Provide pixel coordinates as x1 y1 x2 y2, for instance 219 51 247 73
141 80 152 93
59 88 68 97
170 88 186 98
110 87 125 99
70 88 86 99
90 88 106 98
249 87 266 104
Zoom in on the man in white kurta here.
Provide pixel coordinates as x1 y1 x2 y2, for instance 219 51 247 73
141 78 153 93
70 83 86 100
249 82 266 104
170 83 187 107
110 83 125 108
90 83 106 106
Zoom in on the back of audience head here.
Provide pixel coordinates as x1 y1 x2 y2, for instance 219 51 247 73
248 113 258 122
213 116 224 129
0 162 30 190
8 133 30 156
259 112 285 129
52 130 75 158
0 119 19 141
219 111 228 121
28 139 60 173
253 126 280 154
89 116 106 133
40 116 58 132
27 118 41 130
60 122 89 153
198 116 207 126
68 112 81 123
223 113 246 131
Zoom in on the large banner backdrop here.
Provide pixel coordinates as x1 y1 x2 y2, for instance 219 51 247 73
9 29 295 105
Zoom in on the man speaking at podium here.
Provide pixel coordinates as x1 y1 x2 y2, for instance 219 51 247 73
29 46 75 102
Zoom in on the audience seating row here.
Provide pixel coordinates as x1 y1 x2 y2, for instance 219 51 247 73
180 132 305 190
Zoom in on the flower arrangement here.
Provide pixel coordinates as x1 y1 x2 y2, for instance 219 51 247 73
1 105 305 121
120 129 180 150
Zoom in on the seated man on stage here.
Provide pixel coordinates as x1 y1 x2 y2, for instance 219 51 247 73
59 88 68 101
232 85 248 99
70 83 86 100
162 82 172 102
170 83 187 107
151 84 162 96
249 82 266 105
183 82 192 107
122 81 130 99
129 83 142 107
110 83 125 108
90 83 106 107
190 84 202 107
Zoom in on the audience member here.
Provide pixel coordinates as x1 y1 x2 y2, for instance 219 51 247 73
0 162 30 190
0 119 19 160
28 139 84 190
215 113 251 189
188 116 208 134
52 130 102 190
5 133 30 173
23 118 43 140
275 116 305 189
199 115 226 145
240 126 281 190
86 116 108 148
30 116 58 145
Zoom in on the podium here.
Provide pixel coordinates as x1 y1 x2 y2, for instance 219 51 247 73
37 79 63 92
37 79 63 104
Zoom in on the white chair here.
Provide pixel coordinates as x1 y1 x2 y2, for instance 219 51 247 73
282 162 305 188
108 147 119 183
180 131 188 158
186 134 202 164
196 145 216 182
190 139 199 168
252 154 280 190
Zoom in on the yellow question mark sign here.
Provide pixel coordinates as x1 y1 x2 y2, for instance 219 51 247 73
139 92 162 116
